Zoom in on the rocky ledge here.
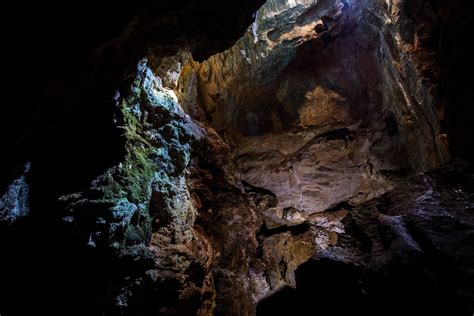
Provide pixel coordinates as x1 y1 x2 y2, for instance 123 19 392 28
258 159 474 315
0 0 473 315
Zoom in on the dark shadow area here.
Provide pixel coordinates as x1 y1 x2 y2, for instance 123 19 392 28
0 218 114 315
257 258 471 316
438 2 474 157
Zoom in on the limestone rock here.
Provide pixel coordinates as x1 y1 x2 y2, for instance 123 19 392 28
177 0 450 220
1 0 471 315
257 160 474 315
0 162 30 225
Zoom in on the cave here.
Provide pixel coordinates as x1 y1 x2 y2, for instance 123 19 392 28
1 0 473 315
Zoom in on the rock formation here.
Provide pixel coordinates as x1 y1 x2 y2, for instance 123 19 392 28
1 0 473 315
179 0 450 216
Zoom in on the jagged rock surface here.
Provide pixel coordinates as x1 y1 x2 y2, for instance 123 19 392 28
0 163 30 225
178 0 450 217
258 160 474 315
1 0 473 315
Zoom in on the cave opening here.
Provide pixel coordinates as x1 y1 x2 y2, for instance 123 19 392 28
0 0 473 315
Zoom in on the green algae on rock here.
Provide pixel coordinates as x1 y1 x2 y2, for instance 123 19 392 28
59 58 202 249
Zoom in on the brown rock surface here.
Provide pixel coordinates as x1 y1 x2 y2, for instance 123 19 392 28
177 0 451 219
1 0 473 315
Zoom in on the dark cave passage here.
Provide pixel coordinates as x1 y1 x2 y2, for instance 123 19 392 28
257 258 469 316
1 0 473 315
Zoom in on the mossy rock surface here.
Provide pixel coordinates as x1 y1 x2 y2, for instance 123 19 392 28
60 59 198 249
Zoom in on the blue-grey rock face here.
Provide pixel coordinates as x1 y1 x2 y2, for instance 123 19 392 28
59 58 206 250
0 162 30 225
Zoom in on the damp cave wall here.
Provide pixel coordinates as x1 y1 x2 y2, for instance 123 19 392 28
0 0 473 315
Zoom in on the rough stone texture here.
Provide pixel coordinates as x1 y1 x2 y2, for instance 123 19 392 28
52 58 257 314
0 162 30 225
258 159 474 315
1 0 473 315
1 1 269 315
177 0 451 219
234 127 396 214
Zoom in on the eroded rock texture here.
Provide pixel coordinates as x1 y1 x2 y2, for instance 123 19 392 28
258 160 474 315
0 163 30 225
178 0 451 217
1 0 473 315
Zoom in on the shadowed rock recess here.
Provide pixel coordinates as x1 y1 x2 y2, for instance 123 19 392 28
1 0 473 315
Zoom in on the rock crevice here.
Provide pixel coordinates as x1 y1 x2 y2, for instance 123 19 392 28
1 0 473 315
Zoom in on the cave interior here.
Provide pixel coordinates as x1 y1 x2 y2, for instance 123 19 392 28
1 0 474 315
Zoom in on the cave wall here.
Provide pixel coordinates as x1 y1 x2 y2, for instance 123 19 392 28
1 0 473 315
1 1 270 315
177 0 452 216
